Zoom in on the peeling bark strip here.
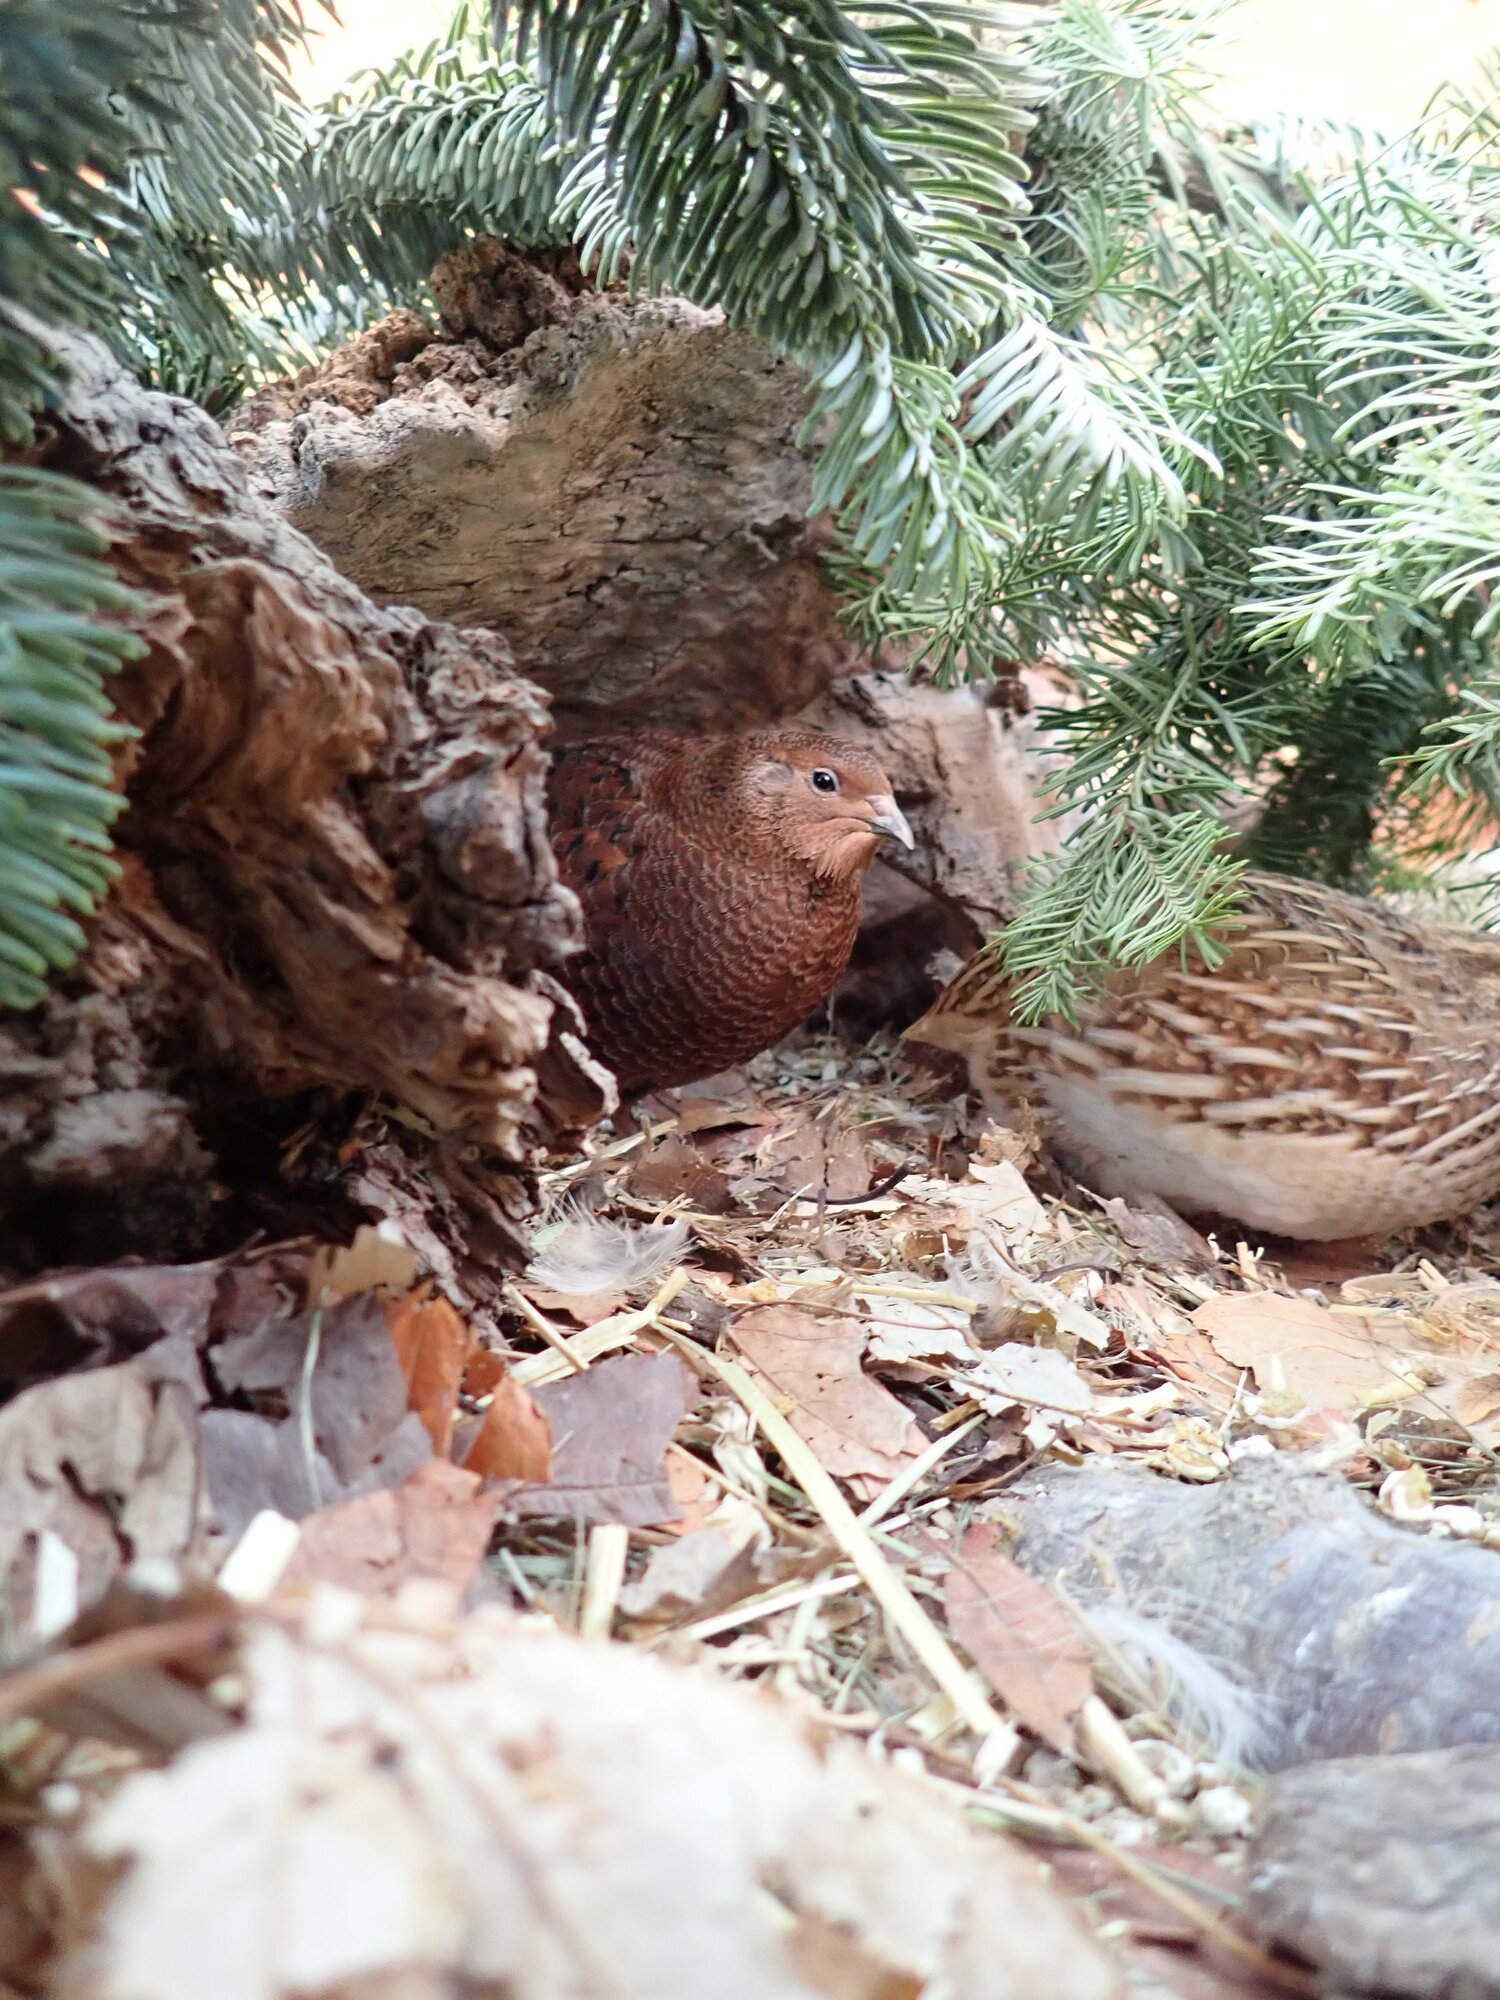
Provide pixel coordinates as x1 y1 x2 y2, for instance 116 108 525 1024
2 321 612 1268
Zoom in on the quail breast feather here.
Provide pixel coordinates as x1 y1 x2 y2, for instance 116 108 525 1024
907 872 1500 1240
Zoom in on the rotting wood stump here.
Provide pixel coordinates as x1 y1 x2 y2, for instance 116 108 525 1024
4 321 612 1284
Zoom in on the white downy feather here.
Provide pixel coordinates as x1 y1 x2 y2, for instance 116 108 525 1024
526 1204 690 1297
1081 1601 1271 1771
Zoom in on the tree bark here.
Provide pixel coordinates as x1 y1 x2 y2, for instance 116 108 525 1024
231 247 869 739
6 320 610 1282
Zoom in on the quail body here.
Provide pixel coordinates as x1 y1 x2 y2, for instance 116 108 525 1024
908 872 1500 1240
548 728 913 1096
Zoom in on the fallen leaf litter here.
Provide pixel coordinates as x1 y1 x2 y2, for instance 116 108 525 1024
8 1029 1500 1995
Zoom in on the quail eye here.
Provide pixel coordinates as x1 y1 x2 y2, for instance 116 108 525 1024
810 768 838 794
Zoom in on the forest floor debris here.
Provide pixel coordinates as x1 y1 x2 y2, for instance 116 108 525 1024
6 1029 1500 1996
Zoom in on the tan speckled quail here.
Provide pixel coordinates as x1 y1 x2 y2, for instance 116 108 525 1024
906 872 1500 1240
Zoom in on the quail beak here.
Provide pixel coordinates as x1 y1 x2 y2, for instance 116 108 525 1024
867 795 915 850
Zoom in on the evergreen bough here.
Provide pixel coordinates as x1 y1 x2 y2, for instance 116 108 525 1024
12 0 1500 1021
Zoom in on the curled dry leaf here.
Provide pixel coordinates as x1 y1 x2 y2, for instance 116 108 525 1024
617 1526 760 1625
967 1343 1093 1416
76 1598 1126 2000
898 1162 1048 1243
214 1292 411 1487
943 1523 1094 1753
461 1368 553 1484
768 1118 872 1201
382 1302 552 1485
307 1223 418 1305
1099 1198 1217 1274
660 1448 717 1535
0 1350 203 1634
625 1134 734 1214
862 1292 977 1368
0 1259 224 1389
728 1306 925 1490
1453 1371 1500 1428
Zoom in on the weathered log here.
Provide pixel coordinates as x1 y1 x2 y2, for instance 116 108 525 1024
230 258 1079 1047
6 320 610 1277
1011 1455 1500 1768
233 245 865 738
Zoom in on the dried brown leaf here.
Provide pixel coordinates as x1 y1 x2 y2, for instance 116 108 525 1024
1191 1293 1399 1412
504 1351 690 1526
281 1460 499 1596
943 1522 1093 1752
386 1290 469 1454
307 1222 419 1303
1453 1370 1500 1427
627 1134 734 1213
728 1307 924 1488
0 1260 222 1387
0 1354 203 1632
461 1371 552 1483
617 1526 760 1625
770 1120 872 1201
213 1291 411 1483
516 1282 628 1326
661 1449 717 1535
1100 1198 1217 1274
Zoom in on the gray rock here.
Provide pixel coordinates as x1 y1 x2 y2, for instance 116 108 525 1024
1012 1457 1500 1767
1249 1745 1500 1999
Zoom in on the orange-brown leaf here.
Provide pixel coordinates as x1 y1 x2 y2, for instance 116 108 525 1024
1191 1292 1392 1414
729 1306 924 1489
461 1371 552 1483
281 1461 499 1597
943 1524 1092 1752
386 1290 469 1455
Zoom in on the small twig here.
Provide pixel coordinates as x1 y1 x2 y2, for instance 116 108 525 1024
1075 1695 1168 1816
0 1613 242 1727
816 1162 914 1208
297 1304 325 1511
496 1547 540 1610
536 1118 679 1194
851 1282 985 1311
976 1798 1319 1996
661 1331 1004 1741
773 1589 826 1699
856 1412 985 1530
504 1283 590 1374
664 1440 823 1548
511 1267 690 1388
578 1524 630 1639
681 1571 861 1643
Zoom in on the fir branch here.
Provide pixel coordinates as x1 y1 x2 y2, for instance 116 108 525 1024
1001 806 1245 1021
0 470 139 1009
0 1 315 1002
493 0 1186 626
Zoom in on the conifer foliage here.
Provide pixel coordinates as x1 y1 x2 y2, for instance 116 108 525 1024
0 0 318 1006
9 0 1500 1017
